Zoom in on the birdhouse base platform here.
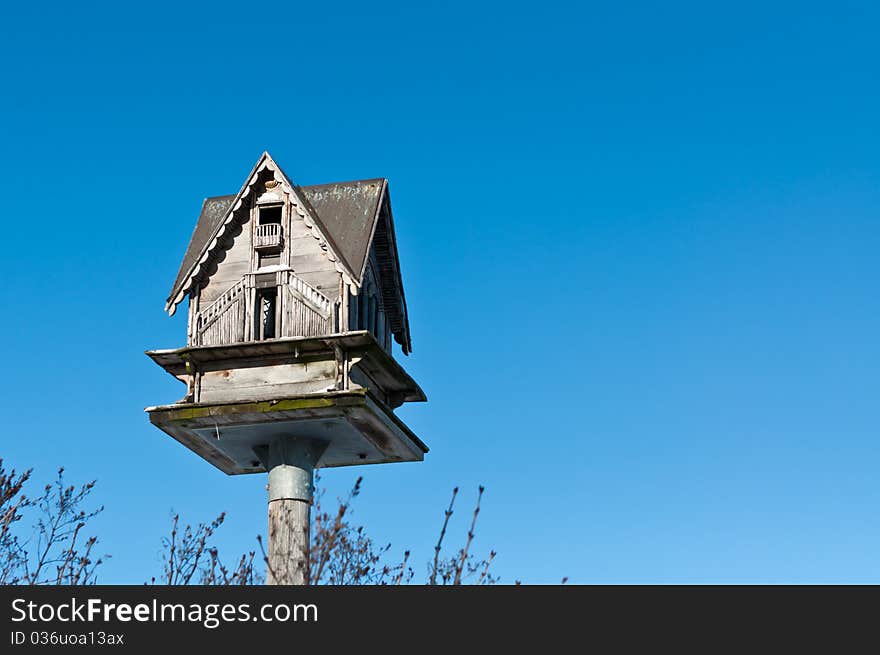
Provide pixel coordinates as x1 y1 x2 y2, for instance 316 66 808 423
146 389 427 475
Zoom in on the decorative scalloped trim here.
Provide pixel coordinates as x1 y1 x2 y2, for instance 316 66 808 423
166 155 359 315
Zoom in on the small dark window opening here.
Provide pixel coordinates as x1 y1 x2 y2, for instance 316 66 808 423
358 292 368 331
256 289 277 340
259 205 283 225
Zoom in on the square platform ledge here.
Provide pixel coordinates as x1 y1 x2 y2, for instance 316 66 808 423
146 389 428 475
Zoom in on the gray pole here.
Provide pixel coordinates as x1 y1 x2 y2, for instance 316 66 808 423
258 437 327 585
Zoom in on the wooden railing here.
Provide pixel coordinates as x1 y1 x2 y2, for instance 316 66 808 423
283 273 334 338
191 273 336 346
193 278 247 346
254 223 282 250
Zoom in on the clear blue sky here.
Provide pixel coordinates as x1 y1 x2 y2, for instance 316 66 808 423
1 1 878 583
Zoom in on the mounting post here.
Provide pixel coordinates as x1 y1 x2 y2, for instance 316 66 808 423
256 437 327 585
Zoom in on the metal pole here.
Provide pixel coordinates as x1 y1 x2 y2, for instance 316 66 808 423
258 437 327 585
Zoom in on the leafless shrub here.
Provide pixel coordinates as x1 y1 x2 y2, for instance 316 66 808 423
305 478 496 585
0 460 31 584
218 478 498 585
204 548 262 586
1 457 510 586
0 462 106 585
308 476 413 585
427 485 498 585
150 512 262 585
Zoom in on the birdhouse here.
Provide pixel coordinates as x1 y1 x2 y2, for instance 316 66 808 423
145 152 427 476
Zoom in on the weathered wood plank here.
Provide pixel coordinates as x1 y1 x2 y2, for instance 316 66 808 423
267 499 310 585
200 260 251 304
198 380 333 403
202 360 337 387
198 359 337 403
290 248 336 273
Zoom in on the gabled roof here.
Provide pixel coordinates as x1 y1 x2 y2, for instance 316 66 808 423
169 195 237 301
165 153 413 353
168 180 384 304
301 179 385 279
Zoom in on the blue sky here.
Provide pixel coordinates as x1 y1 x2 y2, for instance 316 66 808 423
1 1 878 583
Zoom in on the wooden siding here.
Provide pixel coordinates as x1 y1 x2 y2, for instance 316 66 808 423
281 272 334 338
284 213 341 300
347 255 393 354
199 220 252 305
198 359 338 403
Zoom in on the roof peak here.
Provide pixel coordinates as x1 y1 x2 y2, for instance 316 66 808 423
167 160 388 311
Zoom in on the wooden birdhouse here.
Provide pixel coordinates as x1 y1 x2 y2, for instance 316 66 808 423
145 152 427 477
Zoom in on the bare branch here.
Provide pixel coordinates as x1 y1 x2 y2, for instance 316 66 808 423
429 487 458 585
453 485 484 585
